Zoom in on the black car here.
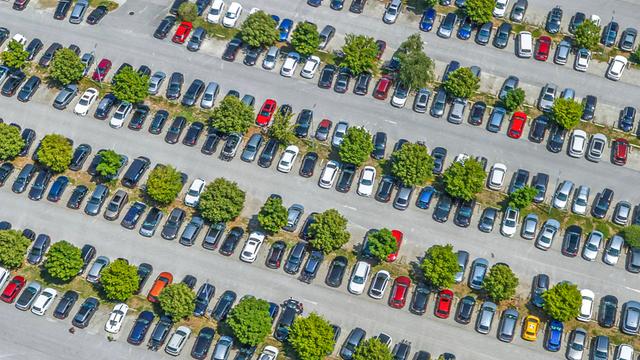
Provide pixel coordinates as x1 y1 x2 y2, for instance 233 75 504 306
136 263 153 293
598 295 618 328
127 105 150 130
284 242 307 274
94 93 117 120
67 185 88 209
78 244 96 274
582 95 597 121
2 70 26 97
243 47 262 66
154 15 176 39
182 121 204 146
318 64 336 89
433 194 453 222
68 143 91 171
493 22 512 48
161 208 185 240
454 200 475 227
340 327 366 359
300 250 324 283
164 116 187 144
275 299 302 341
568 12 585 33
127 310 155 345
371 132 387 160
201 127 222 155
0 163 15 186
121 201 147 229
211 290 236 321
86 5 108 24
219 226 244 256
54 0 72 19
602 21 619 47
53 290 79 319
72 297 100 328
529 115 548 143
181 79 205 106
509 169 530 194
592 188 614 219
202 222 225 250
139 207 163 237
16 75 40 102
410 285 430 315
165 72 184 100
12 163 36 194
468 101 486 125
257 138 278 168
18 128 36 157
46 175 69 202
148 315 172 351
25 39 43 61
431 147 447 174
334 68 351 93
336 163 356 193
349 0 366 13
169 0 186 14
561 225 582 257
325 256 347 287
181 274 197 289
191 327 215 359
194 283 215 317
299 213 317 240
375 175 395 202
266 241 287 269
546 124 566 153
546 7 563 34
455 295 476 324
299 152 318 177
295 109 313 138
149 110 169 134
619 106 636 132
39 43 62 67
222 38 243 61
353 72 372 95
28 169 52 201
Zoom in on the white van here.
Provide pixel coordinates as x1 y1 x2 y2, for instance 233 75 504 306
516 31 533 58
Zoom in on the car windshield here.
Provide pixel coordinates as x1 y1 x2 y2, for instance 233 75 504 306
353 275 364 284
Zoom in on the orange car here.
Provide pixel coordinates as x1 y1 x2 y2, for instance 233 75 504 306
147 272 173 303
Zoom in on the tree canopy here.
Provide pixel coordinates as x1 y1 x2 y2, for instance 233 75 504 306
508 186 538 209
49 48 85 86
443 67 480 99
0 230 31 269
620 225 640 249
352 338 393 360
390 143 434 187
287 312 336 360
226 297 273 346
112 66 149 104
177 2 198 22
44 241 84 282
100 259 140 302
341 34 379 75
367 228 398 262
240 10 279 48
37 134 73 172
338 126 373 166
542 282 582 321
573 20 601 51
503 88 525 112
482 264 519 303
464 0 495 23
268 107 296 145
421 244 459 289
397 34 434 89
210 96 255 134
159 283 196 319
1 40 29 69
291 22 321 57
551 98 584 130
309 209 350 254
257 196 288 234
442 158 486 201
146 165 184 205
0 123 25 160
96 150 122 178
198 178 246 223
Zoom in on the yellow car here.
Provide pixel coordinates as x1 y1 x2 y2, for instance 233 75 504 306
522 315 540 341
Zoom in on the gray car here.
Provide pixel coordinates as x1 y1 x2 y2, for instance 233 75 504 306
15 281 41 310
621 300 640 335
53 84 78 110
318 25 335 49
591 336 609 360
566 328 587 360
332 121 349 148
497 308 519 342
69 0 88 24
187 27 206 51
86 256 109 283
148 71 166 95
179 216 205 246
447 98 466 124
393 185 413 210
613 201 632 226
554 40 571 65
104 189 128 221
200 82 219 109
284 204 304 232
498 76 519 100
413 88 430 113
487 106 506 132
476 301 497 334
262 46 280 70
535 219 561 250
582 230 603 261
454 250 469 283
478 207 498 232
241 133 263 162
212 335 233 360
430 88 447 117
521 213 538 239
469 258 489 290
438 12 457 38
586 133 607 162
538 83 557 112
510 0 527 22
84 184 109 216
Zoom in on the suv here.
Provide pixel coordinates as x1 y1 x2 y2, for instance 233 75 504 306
121 156 150 188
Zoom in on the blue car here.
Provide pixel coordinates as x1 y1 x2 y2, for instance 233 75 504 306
271 15 280 26
127 310 155 345
195 0 210 15
330 0 344 10
268 302 280 323
46 176 69 202
457 16 473 40
420 8 436 31
416 186 436 209
278 19 294 41
545 320 563 352
307 0 322 6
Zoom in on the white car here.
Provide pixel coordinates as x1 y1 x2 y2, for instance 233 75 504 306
222 2 242 28
240 231 265 263
11 33 27 46
572 185 589 215
280 52 301 77
319 160 340 189
615 344 634 360
0 266 10 290
31 288 57 316
165 326 191 356
258 345 279 360
300 55 321 79
552 180 574 209
500 207 519 237
535 219 560 250
590 14 601 26
357 166 376 196
348 261 371 295
603 235 624 265
577 289 594 321
488 163 507 190
105 303 129 334
277 145 299 173
574 48 591 72
454 153 470 164
493 0 509 17
206 0 225 24
249 7 259 14
184 178 206 207
109 101 132 128
582 231 603 261
73 87 99 116
568 129 587 158
606 55 628 81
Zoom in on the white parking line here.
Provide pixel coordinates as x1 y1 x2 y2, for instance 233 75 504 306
625 286 640 294
343 205 357 211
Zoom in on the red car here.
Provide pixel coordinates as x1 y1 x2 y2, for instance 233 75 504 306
534 36 552 61
375 40 386 60
256 99 277 126
389 276 411 309
172 21 193 44
92 58 112 82
1 276 25 303
612 138 629 165
507 112 527 139
434 289 454 319
373 76 393 100
387 230 403 262
147 272 173 303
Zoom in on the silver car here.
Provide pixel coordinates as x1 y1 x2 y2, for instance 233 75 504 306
468 258 489 290
566 328 587 360
148 71 166 95
586 133 607 162
582 230 603 261
454 250 469 283
497 308 519 342
572 185 590 215
476 301 497 334
332 121 349 148
86 256 110 283
521 213 538 240
538 83 557 112
447 98 466 124
554 40 571 65
262 46 280 70
613 201 632 226
200 81 220 109
383 0 401 24
535 219 560 250
413 88 431 113
552 180 574 209
212 335 233 360
603 235 624 265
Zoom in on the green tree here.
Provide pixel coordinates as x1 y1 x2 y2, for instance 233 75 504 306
398 33 423 54
508 186 538 209
367 228 398 262
421 244 459 289
268 107 296 145
0 230 31 269
442 159 486 201
352 338 393 360
503 88 525 112
398 50 434 90
177 1 198 22
390 143 434 187
551 98 584 130
210 96 255 134
49 48 85 86
198 178 246 223
257 196 288 234
309 209 350 254
96 150 122 178
240 10 278 48
341 34 379 76
338 126 373 166
111 66 149 104
1 40 29 69
291 21 320 57
443 67 480 99
482 264 519 303
159 283 196 319
37 134 73 172
43 241 83 282
0 123 25 160
464 0 495 23
422 0 437 7
226 297 275 346
542 282 582 321
288 313 335 360
100 259 140 302
574 20 601 51
620 225 640 249
146 165 183 205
